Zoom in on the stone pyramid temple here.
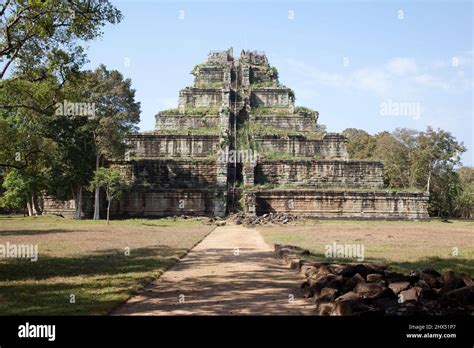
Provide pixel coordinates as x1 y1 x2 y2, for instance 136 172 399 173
39 48 428 219
102 48 428 219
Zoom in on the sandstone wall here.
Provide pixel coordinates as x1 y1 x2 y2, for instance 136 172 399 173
179 88 223 108
109 189 216 217
255 160 384 189
252 190 429 220
251 69 273 83
43 190 217 218
126 134 219 158
250 88 292 108
155 115 219 130
320 134 349 160
195 66 225 85
42 196 76 217
250 115 316 131
113 160 218 188
256 133 348 159
43 193 95 218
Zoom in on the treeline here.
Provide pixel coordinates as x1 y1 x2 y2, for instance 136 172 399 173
0 1 140 219
342 128 473 218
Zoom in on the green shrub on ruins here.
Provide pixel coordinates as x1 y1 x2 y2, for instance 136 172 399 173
260 152 323 160
191 64 206 77
288 89 295 103
270 66 279 80
251 107 291 116
262 152 301 160
236 123 256 150
251 81 280 88
158 107 219 116
157 128 219 135
195 81 224 89
245 123 325 140
294 106 318 121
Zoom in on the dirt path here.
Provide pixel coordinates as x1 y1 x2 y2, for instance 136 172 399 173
113 225 314 315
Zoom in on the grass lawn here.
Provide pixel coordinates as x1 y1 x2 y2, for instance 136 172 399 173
258 219 474 277
0 215 214 315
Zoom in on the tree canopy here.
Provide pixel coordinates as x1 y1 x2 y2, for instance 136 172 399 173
343 127 469 218
0 0 122 79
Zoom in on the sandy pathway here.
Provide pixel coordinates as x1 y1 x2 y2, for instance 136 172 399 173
113 225 314 315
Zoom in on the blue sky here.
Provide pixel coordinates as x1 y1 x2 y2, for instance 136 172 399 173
85 0 473 165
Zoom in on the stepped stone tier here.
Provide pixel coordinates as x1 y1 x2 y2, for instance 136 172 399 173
43 48 429 219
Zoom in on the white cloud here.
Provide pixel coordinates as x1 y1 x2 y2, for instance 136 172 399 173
286 58 344 87
413 74 450 90
452 50 473 67
385 57 418 76
351 68 392 95
285 54 472 98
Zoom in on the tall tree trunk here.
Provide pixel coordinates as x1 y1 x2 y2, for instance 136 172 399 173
32 193 42 215
26 195 33 216
426 170 431 193
107 199 111 225
30 195 38 216
74 185 83 220
93 154 100 220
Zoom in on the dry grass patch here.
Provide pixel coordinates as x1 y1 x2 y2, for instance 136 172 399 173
259 219 474 276
0 215 214 315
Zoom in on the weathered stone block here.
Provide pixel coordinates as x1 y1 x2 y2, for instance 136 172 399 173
255 160 384 189
256 133 348 159
179 87 225 108
155 115 219 130
113 160 218 189
194 66 225 85
251 115 316 131
252 189 430 220
250 88 293 108
109 189 216 217
126 134 219 158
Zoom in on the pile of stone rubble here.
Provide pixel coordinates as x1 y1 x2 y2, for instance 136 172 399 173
232 212 299 226
275 244 474 316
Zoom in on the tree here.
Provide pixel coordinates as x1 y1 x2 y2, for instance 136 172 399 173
0 73 58 215
344 126 467 218
391 128 419 187
0 0 122 79
395 127 466 217
45 111 95 219
373 131 410 188
455 167 474 219
0 166 47 215
0 75 60 170
342 128 377 159
88 167 127 225
0 2 134 219
411 127 465 191
0 169 30 213
0 65 139 219
80 65 140 219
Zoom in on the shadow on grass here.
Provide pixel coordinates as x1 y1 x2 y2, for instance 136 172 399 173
0 246 187 281
302 252 474 277
140 222 180 228
0 229 78 236
0 246 189 315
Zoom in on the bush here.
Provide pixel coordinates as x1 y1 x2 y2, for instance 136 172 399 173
158 107 219 116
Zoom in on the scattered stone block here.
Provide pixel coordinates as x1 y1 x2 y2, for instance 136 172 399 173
367 273 384 283
388 281 410 294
